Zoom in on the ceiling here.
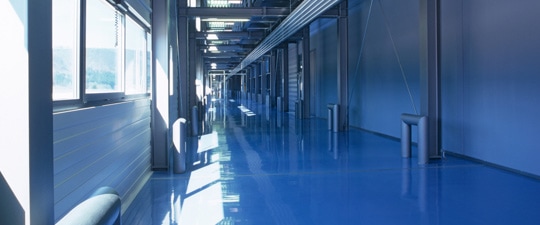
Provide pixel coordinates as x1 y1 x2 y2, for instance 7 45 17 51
184 0 341 75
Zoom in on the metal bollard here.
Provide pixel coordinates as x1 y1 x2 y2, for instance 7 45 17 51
266 95 270 121
332 104 338 132
172 118 187 173
295 100 303 119
401 113 428 164
327 104 339 132
327 104 333 130
192 106 199 136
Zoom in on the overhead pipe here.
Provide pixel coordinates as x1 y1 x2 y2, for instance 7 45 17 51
225 0 342 80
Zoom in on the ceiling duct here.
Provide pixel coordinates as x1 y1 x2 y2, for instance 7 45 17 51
225 0 342 79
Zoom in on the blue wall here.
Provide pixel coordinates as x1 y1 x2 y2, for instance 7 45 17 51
347 0 420 138
441 0 540 176
310 18 338 118
339 0 540 176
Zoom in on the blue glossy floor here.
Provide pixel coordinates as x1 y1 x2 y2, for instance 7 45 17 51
123 99 540 225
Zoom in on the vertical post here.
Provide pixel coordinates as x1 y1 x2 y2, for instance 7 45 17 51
419 0 440 158
302 27 311 118
270 50 277 106
255 64 260 102
152 0 171 169
189 25 198 120
282 45 289 112
338 1 349 131
418 116 429 164
30 0 54 223
178 1 189 120
261 60 267 104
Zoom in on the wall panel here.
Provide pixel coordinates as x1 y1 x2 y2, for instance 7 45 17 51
347 0 420 137
288 43 299 112
441 0 540 176
309 18 338 118
53 99 152 221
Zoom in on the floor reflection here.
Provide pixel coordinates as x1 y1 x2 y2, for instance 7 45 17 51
124 98 540 225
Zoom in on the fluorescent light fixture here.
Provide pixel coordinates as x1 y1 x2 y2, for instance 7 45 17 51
201 18 250 22
228 0 243 4
196 17 201 32
208 29 233 32
208 46 221 54
207 34 219 40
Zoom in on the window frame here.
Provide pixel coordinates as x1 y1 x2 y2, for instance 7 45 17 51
53 0 151 112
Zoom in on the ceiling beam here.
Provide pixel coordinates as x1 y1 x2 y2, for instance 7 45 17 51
194 31 265 40
198 44 257 51
204 58 243 63
178 7 339 18
179 7 290 18
202 52 247 58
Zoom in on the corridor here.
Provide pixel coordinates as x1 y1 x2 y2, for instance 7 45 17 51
123 99 540 225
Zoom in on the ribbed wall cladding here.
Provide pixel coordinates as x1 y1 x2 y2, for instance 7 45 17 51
288 43 298 112
53 99 153 222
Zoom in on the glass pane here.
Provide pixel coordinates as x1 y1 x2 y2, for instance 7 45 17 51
125 17 147 94
147 32 152 94
86 0 123 93
53 0 79 100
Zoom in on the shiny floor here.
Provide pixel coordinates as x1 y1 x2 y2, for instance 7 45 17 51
123 99 540 225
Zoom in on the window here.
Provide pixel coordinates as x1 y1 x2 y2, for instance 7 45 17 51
86 0 123 93
52 0 151 108
125 17 148 94
52 0 79 100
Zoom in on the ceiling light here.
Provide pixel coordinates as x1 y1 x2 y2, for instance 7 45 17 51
201 18 250 22
228 0 243 4
196 17 201 32
207 34 219 40
208 46 219 51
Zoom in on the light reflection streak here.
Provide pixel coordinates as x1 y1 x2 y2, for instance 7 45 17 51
186 162 221 194
178 182 225 225
159 104 246 225
198 131 219 153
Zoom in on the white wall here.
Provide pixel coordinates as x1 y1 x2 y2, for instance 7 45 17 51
0 0 54 224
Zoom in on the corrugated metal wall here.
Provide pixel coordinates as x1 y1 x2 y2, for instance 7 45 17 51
288 43 298 112
53 99 153 221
